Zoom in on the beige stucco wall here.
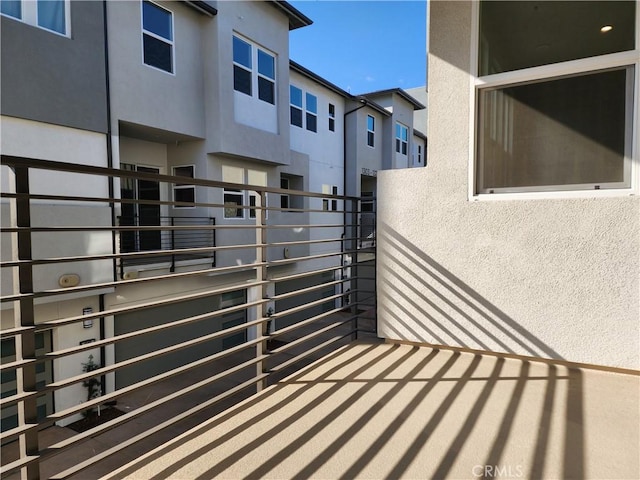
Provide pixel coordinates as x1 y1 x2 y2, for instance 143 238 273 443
376 1 640 370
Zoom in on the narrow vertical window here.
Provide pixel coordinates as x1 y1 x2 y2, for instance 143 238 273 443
142 1 173 73
172 166 195 207
257 49 275 104
280 177 290 209
331 185 338 211
367 115 375 147
328 103 335 132
396 123 408 155
306 93 317 132
233 36 252 95
290 85 303 127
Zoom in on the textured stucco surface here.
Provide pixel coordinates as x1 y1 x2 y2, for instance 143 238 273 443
376 1 640 369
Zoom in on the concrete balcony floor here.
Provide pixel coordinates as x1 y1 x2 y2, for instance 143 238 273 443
103 340 639 480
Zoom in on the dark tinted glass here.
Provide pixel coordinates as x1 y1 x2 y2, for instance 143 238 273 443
143 1 172 40
290 85 302 107
233 36 251 68
479 1 636 75
38 0 65 33
258 50 274 79
306 113 317 132
306 93 317 113
258 77 275 104
367 131 374 147
175 188 195 203
143 34 172 72
478 68 630 191
233 66 252 95
1 0 21 18
329 118 335 132
290 106 302 127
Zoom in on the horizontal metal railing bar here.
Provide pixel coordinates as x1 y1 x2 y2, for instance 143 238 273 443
0 455 40 477
270 290 353 319
1 192 370 215
268 333 352 374
0 357 37 374
0 235 366 269
271 264 346 284
269 278 348 303
0 326 35 339
271 307 359 339
0 156 361 201
0 421 39 446
267 248 362 268
0 262 266 304
0 337 266 443
47 371 270 480
268 319 351 355
0 316 265 410
0 223 360 234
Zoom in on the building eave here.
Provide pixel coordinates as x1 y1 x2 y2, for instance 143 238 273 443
183 1 217 16
268 1 313 30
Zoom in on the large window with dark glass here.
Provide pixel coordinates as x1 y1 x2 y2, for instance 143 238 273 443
142 1 173 73
476 1 637 194
233 34 276 104
367 115 375 147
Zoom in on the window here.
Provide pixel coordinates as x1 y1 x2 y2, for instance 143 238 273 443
142 1 173 73
322 184 339 211
306 93 317 132
280 177 290 209
328 103 335 132
367 115 375 147
233 36 252 95
1 0 69 35
222 166 267 219
233 35 276 105
475 0 636 195
396 123 408 155
290 85 303 127
172 166 195 208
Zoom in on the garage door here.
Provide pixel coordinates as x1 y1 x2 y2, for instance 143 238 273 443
275 272 335 330
114 290 246 388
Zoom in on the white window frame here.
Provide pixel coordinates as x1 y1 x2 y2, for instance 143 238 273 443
395 122 408 155
172 165 195 209
305 92 318 133
141 0 175 75
328 103 335 132
367 115 375 148
290 84 303 128
233 33 276 105
1 0 71 37
469 1 640 202
223 188 245 219
222 167 268 220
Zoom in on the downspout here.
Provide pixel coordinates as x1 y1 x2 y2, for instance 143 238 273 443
342 98 368 308
102 0 114 384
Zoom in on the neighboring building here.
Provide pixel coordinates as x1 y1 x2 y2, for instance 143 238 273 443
377 0 640 370
1 0 427 427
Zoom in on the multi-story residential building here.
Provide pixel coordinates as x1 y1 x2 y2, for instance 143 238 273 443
377 0 640 370
1 0 426 429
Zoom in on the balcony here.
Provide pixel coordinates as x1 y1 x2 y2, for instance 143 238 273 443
1 156 638 479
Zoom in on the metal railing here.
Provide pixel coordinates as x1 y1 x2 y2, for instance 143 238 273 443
0 155 376 479
117 215 216 273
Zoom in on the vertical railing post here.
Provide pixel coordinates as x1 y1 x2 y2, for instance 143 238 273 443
170 217 176 272
11 166 40 480
256 190 269 391
350 197 359 341
211 217 216 267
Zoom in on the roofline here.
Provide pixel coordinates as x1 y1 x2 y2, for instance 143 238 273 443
183 1 217 16
413 129 427 140
361 88 426 110
352 96 392 117
268 1 313 30
289 61 352 99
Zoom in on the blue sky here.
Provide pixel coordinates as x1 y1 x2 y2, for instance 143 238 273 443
289 1 427 94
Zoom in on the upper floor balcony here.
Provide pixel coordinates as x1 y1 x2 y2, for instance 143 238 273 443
1 155 638 480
